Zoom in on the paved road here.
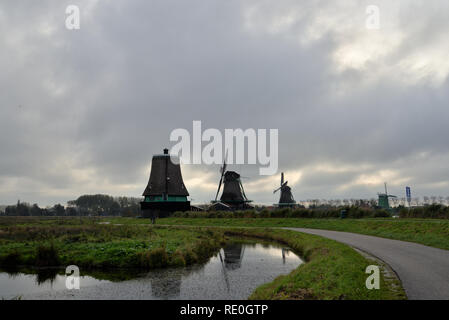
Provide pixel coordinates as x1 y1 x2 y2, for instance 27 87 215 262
285 228 449 300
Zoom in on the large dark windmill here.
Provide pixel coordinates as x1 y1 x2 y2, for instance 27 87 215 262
140 148 190 219
211 154 253 210
273 172 296 208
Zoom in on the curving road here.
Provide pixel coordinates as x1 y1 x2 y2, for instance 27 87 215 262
285 228 449 300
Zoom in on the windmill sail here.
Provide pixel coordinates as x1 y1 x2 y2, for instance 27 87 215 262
215 152 228 201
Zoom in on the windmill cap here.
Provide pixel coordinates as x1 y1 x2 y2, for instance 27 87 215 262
163 148 169 155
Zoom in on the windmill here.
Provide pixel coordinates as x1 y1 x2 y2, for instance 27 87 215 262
377 182 397 209
211 152 253 210
141 148 191 220
273 172 296 208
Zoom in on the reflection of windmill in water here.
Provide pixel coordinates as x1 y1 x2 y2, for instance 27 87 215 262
210 152 253 210
218 243 246 292
273 172 296 208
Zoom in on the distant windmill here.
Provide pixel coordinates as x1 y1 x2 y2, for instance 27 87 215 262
377 182 397 209
211 152 253 210
273 172 296 208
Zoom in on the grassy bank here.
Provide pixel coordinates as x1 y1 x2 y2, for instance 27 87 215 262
0 217 405 300
223 228 405 300
172 206 449 219
104 217 449 250
0 220 225 270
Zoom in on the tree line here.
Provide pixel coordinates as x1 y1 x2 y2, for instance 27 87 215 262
1 194 448 218
298 196 449 208
175 204 449 219
0 195 142 217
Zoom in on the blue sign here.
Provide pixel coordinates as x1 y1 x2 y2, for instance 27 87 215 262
406 187 411 203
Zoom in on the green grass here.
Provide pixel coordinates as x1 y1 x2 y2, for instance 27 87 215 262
0 216 103 227
0 222 225 270
110 217 449 250
222 228 405 300
0 217 407 299
10 215 449 252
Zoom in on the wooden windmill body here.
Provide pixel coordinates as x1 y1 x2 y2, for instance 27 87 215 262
141 148 191 218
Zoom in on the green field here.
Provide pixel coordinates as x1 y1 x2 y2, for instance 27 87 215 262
105 217 449 251
0 218 224 270
0 217 406 299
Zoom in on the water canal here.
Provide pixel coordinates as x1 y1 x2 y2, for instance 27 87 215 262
0 242 302 300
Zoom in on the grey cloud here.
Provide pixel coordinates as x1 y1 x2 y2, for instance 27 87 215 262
0 0 448 206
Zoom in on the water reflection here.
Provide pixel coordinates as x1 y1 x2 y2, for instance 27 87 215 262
0 267 59 286
148 271 182 299
1 242 302 300
35 269 59 285
137 242 300 300
221 242 245 270
0 269 110 299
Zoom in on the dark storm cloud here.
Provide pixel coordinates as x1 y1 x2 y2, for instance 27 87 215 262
0 0 449 205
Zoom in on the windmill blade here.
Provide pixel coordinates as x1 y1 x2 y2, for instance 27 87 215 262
218 250 230 292
239 246 245 266
281 172 284 186
215 151 228 201
222 150 228 173
239 180 249 201
220 162 227 175
215 176 223 201
274 181 289 194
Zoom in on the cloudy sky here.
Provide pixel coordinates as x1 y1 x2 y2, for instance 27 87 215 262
1 0 449 206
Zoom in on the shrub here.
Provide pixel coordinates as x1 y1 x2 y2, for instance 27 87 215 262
399 205 449 219
171 250 186 267
373 210 390 218
35 244 60 266
1 251 22 266
137 247 168 269
182 247 198 265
